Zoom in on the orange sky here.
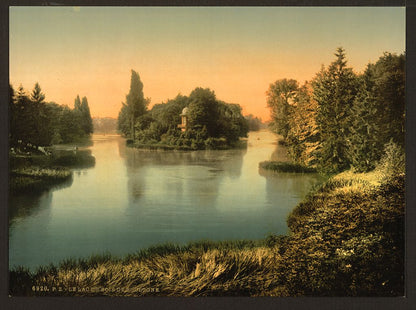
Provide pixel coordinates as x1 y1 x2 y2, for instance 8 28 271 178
10 7 405 121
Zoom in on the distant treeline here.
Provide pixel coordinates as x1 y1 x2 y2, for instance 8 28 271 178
9 84 93 146
245 114 267 131
267 48 405 173
93 117 118 134
117 70 249 150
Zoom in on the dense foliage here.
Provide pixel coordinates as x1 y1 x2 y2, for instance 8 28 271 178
117 72 248 149
267 48 405 174
9 83 93 147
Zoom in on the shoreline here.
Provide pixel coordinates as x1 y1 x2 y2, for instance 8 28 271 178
9 169 404 297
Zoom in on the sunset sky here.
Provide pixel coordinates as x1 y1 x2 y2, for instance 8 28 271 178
10 6 405 120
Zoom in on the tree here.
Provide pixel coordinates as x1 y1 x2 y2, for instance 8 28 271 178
30 83 45 104
30 83 51 145
187 88 219 137
348 52 405 172
59 106 84 143
347 68 382 172
126 70 149 141
117 103 131 137
217 101 248 143
80 96 93 135
266 79 298 139
312 47 360 173
9 84 16 145
151 94 189 132
13 85 35 145
74 95 81 111
286 82 320 167
370 52 405 147
72 95 93 135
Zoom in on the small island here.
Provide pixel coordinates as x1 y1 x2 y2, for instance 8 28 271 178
117 71 249 150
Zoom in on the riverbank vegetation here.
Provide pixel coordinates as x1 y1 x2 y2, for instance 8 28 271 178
9 149 95 194
266 48 404 174
9 161 404 296
8 83 95 194
9 167 72 194
9 83 93 147
117 70 249 150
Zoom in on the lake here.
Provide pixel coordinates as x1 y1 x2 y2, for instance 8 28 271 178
9 130 323 270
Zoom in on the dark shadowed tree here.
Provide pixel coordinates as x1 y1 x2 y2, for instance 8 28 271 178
117 103 130 137
370 52 405 147
9 84 16 145
187 88 219 137
13 85 35 145
312 47 359 173
348 52 405 172
80 96 93 135
30 83 50 145
151 94 189 132
217 101 248 143
74 95 81 111
126 70 149 141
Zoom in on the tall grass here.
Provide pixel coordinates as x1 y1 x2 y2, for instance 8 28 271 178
9 171 404 297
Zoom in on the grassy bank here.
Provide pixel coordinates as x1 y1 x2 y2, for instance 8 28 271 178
9 170 404 297
259 161 317 173
9 148 95 194
129 138 247 151
9 167 73 194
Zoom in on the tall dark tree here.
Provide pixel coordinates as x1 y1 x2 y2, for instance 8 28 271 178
217 101 248 143
59 106 84 143
74 95 81 111
370 52 405 147
73 95 93 135
30 83 45 104
80 96 93 135
13 85 35 145
347 67 381 172
187 88 219 137
312 47 360 173
347 52 405 172
30 83 50 145
117 103 130 137
126 70 149 141
9 84 16 145
266 79 298 139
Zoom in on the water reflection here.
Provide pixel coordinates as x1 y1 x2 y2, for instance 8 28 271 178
9 131 324 270
8 176 73 227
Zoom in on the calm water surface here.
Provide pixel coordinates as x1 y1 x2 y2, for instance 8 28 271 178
9 131 322 270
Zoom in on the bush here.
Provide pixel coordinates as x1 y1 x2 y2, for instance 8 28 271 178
376 141 405 180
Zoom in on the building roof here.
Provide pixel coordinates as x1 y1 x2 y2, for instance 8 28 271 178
180 107 189 116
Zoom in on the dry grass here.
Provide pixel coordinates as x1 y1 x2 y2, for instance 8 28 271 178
10 171 404 297
11 241 290 297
